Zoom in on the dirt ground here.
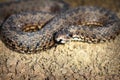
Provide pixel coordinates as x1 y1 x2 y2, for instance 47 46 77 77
0 0 120 80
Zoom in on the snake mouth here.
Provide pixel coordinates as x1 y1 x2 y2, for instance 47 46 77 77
22 23 45 32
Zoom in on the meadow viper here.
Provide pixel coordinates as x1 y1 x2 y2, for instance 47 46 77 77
1 6 120 53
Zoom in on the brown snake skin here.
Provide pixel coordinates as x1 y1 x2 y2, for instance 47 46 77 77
0 0 69 53
54 7 120 43
1 6 120 53
1 12 55 53
0 0 69 26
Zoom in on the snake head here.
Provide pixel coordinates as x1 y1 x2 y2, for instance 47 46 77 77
54 25 87 44
54 29 73 44
54 26 82 44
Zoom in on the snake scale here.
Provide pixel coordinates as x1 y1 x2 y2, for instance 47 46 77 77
0 1 120 53
0 0 69 25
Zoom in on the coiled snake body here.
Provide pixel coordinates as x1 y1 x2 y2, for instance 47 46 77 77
0 2 120 53
0 0 69 25
0 0 69 53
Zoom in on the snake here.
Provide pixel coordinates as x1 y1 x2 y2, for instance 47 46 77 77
1 6 120 53
0 0 69 26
